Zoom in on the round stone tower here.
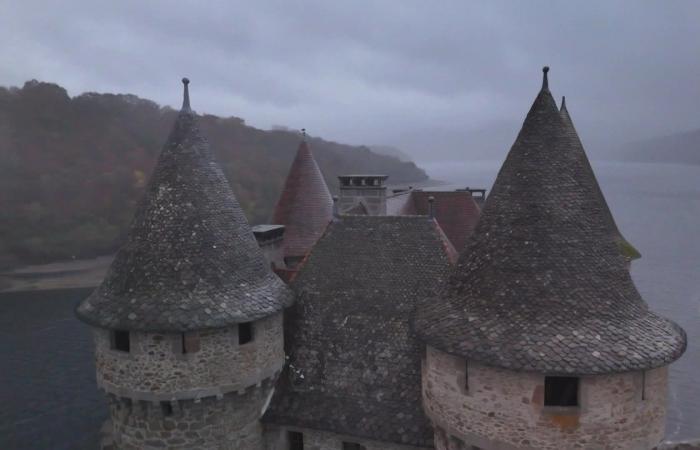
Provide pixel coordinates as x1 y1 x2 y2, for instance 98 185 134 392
76 79 294 450
415 68 686 450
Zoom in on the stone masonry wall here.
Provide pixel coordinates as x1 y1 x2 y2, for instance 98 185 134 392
423 346 668 450
94 312 284 400
264 425 433 450
108 381 274 450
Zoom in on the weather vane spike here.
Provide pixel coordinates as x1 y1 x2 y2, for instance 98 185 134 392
301 128 306 139
182 77 191 110
561 95 566 110
542 66 549 90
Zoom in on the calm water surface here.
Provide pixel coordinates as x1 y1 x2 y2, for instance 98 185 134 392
0 161 697 449
422 159 700 440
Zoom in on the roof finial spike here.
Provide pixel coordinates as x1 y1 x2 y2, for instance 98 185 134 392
181 77 191 110
301 128 306 141
542 66 549 90
561 95 567 111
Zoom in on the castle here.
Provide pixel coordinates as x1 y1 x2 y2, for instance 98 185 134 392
76 68 686 450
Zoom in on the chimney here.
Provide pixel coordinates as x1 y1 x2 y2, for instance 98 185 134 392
337 174 388 216
332 195 339 219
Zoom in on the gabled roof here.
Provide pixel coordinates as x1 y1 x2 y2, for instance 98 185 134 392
415 68 686 375
264 215 455 447
272 138 333 259
560 96 641 260
386 189 481 251
76 79 293 332
410 191 481 252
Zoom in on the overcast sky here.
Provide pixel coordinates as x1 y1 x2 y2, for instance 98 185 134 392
1 1 699 163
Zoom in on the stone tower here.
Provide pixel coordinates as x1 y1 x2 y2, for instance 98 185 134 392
415 68 686 450
76 79 294 450
272 134 333 269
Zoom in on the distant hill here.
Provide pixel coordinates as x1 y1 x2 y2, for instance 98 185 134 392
370 145 412 162
618 128 700 165
0 80 427 269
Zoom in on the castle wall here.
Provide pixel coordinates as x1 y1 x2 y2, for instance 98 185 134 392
263 425 432 450
108 383 274 450
422 346 668 450
94 312 284 400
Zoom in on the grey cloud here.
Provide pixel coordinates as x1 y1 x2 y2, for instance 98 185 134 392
1 0 698 166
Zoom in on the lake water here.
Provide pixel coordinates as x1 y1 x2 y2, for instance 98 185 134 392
0 161 697 449
421 159 700 441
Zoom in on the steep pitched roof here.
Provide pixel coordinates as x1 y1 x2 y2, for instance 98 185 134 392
264 216 455 447
560 96 641 260
415 68 686 375
76 79 293 332
410 191 481 252
272 138 334 259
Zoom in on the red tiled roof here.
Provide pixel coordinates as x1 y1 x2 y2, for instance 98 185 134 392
272 140 333 259
410 191 481 252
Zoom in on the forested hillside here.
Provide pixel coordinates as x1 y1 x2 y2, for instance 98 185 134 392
0 80 427 269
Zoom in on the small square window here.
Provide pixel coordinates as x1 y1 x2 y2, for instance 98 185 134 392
111 330 130 352
181 332 200 354
238 322 253 345
544 376 579 407
288 431 303 450
342 442 366 450
161 401 173 416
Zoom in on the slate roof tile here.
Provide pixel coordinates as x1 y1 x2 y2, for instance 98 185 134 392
414 68 686 375
76 79 293 331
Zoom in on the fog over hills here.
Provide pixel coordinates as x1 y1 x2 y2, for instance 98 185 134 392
0 80 426 269
616 128 700 165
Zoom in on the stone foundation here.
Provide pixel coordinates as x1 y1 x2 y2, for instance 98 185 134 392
423 346 668 450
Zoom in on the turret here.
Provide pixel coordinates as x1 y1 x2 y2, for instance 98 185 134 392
415 67 686 450
272 131 333 269
76 79 294 450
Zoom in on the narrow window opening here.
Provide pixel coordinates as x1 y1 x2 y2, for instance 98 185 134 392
464 359 469 392
111 330 130 352
544 376 579 407
161 401 173 416
238 322 253 345
342 442 366 450
288 431 303 450
181 332 200 354
641 371 646 400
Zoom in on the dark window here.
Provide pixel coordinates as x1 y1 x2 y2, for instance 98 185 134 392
111 330 130 352
342 442 366 450
465 359 469 391
181 332 200 354
288 431 303 450
238 322 253 345
544 376 579 407
641 371 646 400
161 401 173 416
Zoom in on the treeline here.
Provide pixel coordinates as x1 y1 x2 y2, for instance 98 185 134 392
0 80 427 269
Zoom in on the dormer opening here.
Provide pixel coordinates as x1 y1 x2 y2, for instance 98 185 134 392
181 332 200 354
544 376 579 407
111 330 130 352
238 322 254 345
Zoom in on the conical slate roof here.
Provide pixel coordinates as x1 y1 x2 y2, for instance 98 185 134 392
76 79 293 332
560 96 641 260
415 68 686 375
272 137 333 258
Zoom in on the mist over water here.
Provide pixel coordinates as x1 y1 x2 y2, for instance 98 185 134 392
422 159 700 440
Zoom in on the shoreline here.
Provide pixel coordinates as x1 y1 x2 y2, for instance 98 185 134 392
0 255 112 293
